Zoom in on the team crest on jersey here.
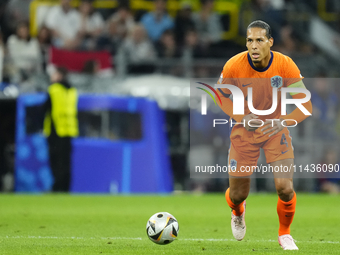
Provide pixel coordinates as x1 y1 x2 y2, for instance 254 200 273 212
271 75 283 88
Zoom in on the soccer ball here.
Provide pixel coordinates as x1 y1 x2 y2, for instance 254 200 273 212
146 212 179 245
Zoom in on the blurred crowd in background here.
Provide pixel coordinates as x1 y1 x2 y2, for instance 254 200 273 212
0 0 340 193
1 0 340 86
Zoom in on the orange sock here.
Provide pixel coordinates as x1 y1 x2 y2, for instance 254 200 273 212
225 188 244 216
277 192 296 236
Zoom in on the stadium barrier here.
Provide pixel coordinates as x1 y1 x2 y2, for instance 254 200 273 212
15 94 173 193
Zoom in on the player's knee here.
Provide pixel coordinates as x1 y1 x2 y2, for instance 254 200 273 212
230 190 248 204
276 186 294 202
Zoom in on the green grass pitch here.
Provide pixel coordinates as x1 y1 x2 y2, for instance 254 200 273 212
0 193 339 254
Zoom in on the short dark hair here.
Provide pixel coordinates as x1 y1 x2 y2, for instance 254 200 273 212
247 20 272 39
56 66 68 79
201 0 214 5
118 3 130 11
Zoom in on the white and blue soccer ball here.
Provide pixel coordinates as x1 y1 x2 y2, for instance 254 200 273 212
146 212 179 245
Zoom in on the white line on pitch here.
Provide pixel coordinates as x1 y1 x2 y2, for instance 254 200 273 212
2 236 142 240
182 238 340 244
1 236 339 244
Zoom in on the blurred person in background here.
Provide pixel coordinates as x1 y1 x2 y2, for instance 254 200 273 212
107 5 135 39
0 28 11 190
311 75 338 140
37 26 52 71
96 19 122 56
5 0 31 20
45 0 81 50
183 29 208 58
192 0 222 50
2 0 31 40
174 2 195 46
251 0 285 27
120 24 157 74
155 29 181 75
317 148 340 194
182 29 210 77
43 67 78 192
97 5 135 55
0 1 10 41
272 25 313 57
155 29 179 58
272 25 297 55
7 22 41 84
78 0 104 50
140 0 174 42
0 31 4 82
82 59 100 75
0 102 16 192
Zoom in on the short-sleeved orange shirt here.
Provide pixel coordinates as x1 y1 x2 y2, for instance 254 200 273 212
218 50 303 143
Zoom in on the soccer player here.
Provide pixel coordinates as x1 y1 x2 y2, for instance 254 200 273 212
216 20 312 250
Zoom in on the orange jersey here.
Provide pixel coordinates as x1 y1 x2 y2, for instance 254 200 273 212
218 50 303 143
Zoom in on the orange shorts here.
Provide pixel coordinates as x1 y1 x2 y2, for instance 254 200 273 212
228 128 294 177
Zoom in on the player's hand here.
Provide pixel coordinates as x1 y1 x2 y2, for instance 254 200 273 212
242 113 262 131
261 118 285 137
